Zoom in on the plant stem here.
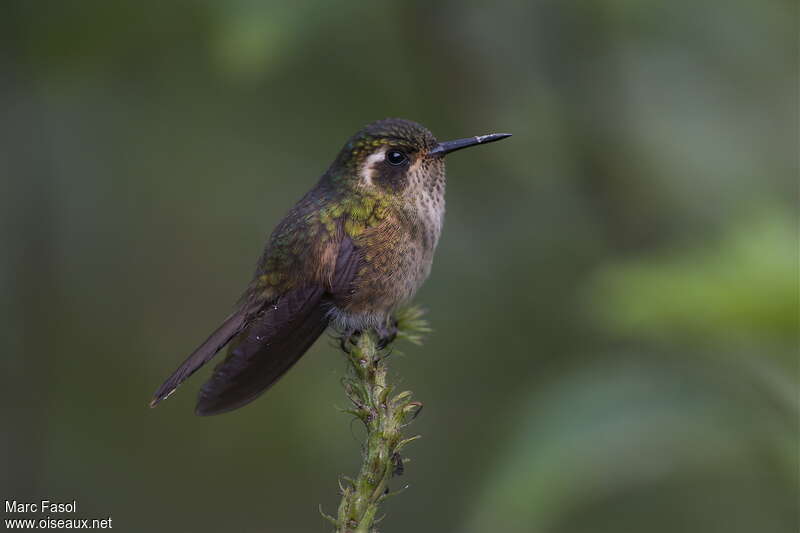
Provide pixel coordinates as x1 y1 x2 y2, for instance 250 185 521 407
322 308 428 533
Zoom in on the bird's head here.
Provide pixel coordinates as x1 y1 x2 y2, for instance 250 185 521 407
326 118 511 198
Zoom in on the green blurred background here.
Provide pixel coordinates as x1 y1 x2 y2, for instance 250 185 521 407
2 1 797 532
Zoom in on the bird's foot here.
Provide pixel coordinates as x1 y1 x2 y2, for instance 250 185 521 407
338 329 361 354
376 318 399 350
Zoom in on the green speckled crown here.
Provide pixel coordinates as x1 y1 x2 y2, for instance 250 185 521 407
332 118 438 172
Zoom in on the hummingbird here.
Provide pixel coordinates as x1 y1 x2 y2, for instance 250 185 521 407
150 118 511 415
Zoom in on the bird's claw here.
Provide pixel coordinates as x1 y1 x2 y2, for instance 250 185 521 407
339 329 361 353
376 318 399 350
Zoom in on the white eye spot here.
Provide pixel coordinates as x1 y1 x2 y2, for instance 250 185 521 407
359 148 386 186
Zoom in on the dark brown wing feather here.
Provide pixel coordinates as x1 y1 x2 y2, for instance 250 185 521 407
194 286 326 416
194 237 360 416
328 234 360 302
149 308 247 408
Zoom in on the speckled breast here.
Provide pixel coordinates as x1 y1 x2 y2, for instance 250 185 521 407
340 193 444 322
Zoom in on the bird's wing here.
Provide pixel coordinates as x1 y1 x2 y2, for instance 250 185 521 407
194 237 360 416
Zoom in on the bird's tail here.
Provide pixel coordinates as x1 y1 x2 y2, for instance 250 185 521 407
194 286 328 416
149 309 247 408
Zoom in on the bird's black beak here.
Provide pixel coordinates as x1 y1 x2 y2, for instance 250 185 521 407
428 132 512 157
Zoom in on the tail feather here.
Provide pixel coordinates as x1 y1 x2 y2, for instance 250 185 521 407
194 286 327 416
150 309 247 408
150 235 360 414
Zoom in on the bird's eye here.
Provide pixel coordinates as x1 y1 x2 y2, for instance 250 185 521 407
386 150 408 166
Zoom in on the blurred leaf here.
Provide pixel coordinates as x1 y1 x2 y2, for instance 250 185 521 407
463 352 799 533
585 208 798 349
209 1 300 80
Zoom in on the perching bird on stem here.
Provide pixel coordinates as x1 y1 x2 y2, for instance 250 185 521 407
150 118 511 415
